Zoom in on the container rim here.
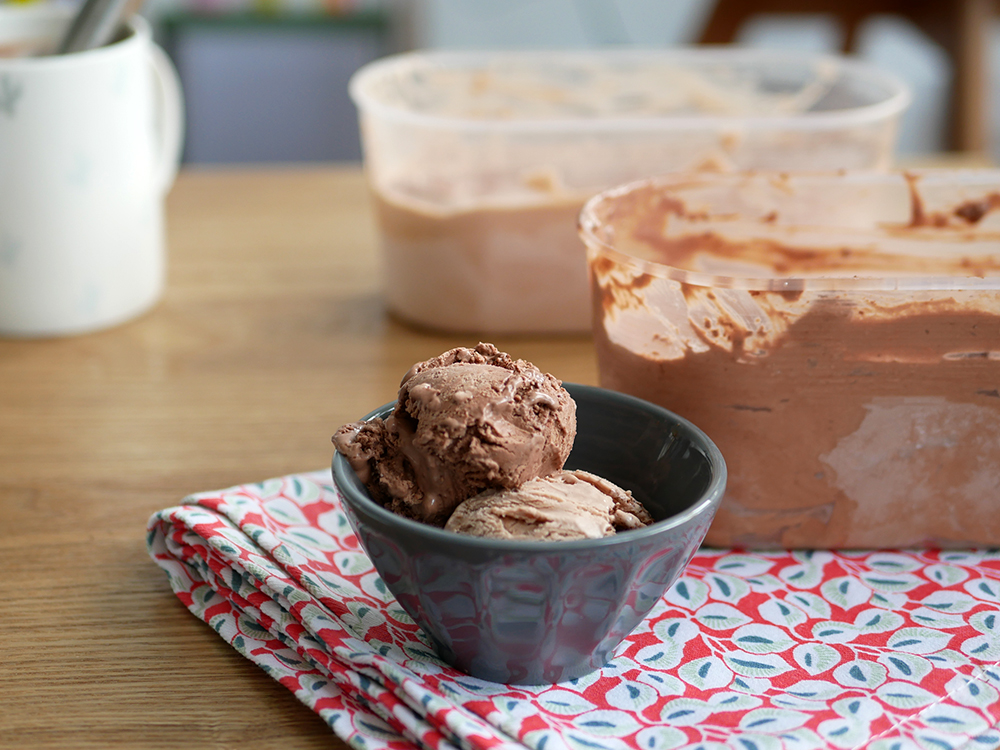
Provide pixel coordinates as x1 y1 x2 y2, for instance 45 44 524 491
332 383 727 553
348 47 911 133
579 169 1000 293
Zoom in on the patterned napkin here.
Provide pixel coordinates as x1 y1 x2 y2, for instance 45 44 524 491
147 471 1000 750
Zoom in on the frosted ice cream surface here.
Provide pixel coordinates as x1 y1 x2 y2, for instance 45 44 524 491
334 343 652 539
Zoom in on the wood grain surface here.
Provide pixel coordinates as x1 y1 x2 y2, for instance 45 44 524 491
0 166 598 749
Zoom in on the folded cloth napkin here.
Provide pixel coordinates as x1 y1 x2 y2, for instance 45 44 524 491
148 471 1000 750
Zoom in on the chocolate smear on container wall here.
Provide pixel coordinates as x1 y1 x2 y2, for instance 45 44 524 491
633 226 1000 279
904 171 940 227
954 192 1000 224
589 253 656 317
904 171 1000 229
620 175 1000 277
591 264 1000 548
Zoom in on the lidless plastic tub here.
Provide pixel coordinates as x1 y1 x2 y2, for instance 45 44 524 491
580 170 1000 549
349 49 909 334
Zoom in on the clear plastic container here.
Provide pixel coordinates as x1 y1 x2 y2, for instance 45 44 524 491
580 169 1000 549
349 49 910 334
580 170 1000 548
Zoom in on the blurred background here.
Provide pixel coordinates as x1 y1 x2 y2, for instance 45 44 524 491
16 0 999 164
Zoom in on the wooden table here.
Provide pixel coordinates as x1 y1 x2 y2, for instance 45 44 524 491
0 167 598 749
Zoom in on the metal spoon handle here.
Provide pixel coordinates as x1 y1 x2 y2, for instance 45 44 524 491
57 0 132 54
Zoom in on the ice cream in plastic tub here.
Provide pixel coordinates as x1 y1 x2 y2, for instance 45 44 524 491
349 49 909 335
580 169 1000 549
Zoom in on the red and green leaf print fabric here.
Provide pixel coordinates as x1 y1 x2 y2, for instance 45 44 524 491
147 471 1000 750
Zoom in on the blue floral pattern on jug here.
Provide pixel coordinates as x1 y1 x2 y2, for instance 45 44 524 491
0 73 22 117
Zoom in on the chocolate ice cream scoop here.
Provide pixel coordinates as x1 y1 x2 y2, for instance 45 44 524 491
333 342 576 526
444 469 652 541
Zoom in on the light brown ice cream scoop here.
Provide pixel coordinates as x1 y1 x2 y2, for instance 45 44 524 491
445 469 653 541
333 342 576 526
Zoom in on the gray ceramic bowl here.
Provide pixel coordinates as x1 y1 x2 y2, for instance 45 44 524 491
332 383 726 684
